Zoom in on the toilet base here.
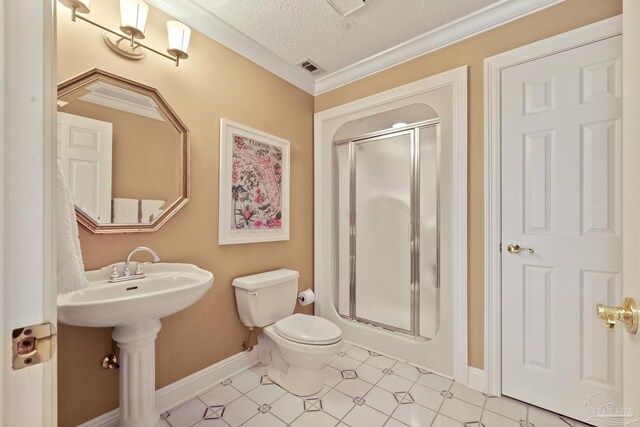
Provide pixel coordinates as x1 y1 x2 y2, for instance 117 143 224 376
268 365 324 397
259 328 342 397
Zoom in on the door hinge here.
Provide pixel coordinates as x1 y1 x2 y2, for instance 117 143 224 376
499 242 502 252
12 322 57 370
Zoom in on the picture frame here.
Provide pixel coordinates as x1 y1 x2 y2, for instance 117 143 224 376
218 118 290 245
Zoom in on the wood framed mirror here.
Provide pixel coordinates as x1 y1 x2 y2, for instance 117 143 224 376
57 68 189 233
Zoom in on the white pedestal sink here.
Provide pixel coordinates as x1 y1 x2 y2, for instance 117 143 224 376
58 262 214 427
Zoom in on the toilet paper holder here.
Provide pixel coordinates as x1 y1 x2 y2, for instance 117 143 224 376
297 289 315 306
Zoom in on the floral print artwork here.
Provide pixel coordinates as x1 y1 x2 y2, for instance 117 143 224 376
231 133 283 230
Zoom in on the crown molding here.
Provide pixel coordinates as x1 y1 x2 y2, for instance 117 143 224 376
145 0 316 95
146 0 563 96
314 0 564 94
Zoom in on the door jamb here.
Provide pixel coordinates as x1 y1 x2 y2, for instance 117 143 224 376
622 0 640 415
483 15 622 397
1 1 58 425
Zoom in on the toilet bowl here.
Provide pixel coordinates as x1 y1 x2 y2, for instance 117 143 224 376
232 269 343 396
261 313 342 396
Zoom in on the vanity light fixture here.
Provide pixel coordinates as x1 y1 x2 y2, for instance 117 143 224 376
58 0 191 67
392 122 408 129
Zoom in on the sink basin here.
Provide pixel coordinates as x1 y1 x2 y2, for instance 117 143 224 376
58 262 213 327
57 261 214 427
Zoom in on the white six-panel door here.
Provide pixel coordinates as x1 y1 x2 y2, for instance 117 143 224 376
57 111 113 224
501 35 622 424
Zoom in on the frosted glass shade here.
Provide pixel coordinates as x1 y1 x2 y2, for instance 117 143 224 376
119 0 149 39
59 0 91 14
166 21 191 60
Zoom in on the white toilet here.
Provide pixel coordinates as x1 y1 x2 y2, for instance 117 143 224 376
233 269 343 396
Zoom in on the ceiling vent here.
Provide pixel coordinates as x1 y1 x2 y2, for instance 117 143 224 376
297 59 326 76
326 0 366 17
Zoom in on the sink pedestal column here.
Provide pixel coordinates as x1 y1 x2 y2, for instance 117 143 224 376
112 319 162 427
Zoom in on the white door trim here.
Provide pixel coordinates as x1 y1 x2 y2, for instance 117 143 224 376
314 66 468 384
483 15 623 396
1 1 58 425
621 0 640 416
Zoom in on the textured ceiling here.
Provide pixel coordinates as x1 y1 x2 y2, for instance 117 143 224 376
190 0 501 74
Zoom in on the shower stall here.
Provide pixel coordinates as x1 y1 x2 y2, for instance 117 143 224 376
334 121 440 339
314 68 467 380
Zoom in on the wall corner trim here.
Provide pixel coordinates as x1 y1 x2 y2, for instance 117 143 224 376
76 347 260 427
144 0 562 96
467 366 486 393
144 0 316 95
314 0 564 94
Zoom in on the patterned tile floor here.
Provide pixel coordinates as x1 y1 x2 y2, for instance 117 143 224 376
161 342 592 427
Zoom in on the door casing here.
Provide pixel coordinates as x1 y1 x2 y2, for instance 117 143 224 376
621 0 640 418
483 15 623 397
1 0 58 426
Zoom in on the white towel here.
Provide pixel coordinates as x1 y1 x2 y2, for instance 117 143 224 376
113 198 139 223
57 161 89 295
140 199 165 223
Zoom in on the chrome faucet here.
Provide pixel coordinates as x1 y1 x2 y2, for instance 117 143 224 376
106 247 161 283
124 246 160 277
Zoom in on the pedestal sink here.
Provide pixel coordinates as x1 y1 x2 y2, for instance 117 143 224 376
58 262 214 427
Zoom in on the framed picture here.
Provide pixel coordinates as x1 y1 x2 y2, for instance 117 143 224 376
219 119 290 245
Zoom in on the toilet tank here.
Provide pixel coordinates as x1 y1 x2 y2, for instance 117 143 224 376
232 269 299 327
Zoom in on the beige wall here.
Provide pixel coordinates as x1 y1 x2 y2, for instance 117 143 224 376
56 1 314 426
58 0 623 424
315 0 622 370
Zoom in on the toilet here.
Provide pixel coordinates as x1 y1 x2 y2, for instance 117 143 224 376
233 269 343 396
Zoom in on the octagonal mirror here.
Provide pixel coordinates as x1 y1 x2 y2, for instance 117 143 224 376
57 69 189 233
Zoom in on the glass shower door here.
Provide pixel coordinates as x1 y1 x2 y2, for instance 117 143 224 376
354 131 413 331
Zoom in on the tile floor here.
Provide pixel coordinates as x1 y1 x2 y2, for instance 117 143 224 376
161 342 592 427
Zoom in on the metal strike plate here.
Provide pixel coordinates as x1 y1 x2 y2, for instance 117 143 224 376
12 322 57 370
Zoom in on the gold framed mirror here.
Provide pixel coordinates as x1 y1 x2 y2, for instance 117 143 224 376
57 68 189 234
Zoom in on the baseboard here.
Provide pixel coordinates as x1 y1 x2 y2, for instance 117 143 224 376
467 366 485 393
77 346 260 427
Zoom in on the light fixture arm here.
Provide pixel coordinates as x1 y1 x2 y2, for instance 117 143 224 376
69 6 182 67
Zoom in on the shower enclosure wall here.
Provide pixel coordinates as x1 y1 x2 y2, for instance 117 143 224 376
334 122 440 339
314 69 468 381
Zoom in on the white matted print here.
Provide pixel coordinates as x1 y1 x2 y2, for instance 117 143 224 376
219 119 290 245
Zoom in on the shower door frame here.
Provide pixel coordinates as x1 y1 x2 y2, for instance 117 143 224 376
333 120 441 338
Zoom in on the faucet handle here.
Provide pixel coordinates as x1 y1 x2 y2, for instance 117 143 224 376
109 264 120 280
134 262 144 275
99 264 120 278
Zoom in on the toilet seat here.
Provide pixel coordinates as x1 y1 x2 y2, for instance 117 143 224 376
274 313 342 345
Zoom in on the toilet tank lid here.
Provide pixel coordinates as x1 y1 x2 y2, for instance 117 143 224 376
232 269 299 290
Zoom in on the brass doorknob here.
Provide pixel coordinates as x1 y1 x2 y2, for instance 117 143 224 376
506 244 534 255
596 297 638 334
